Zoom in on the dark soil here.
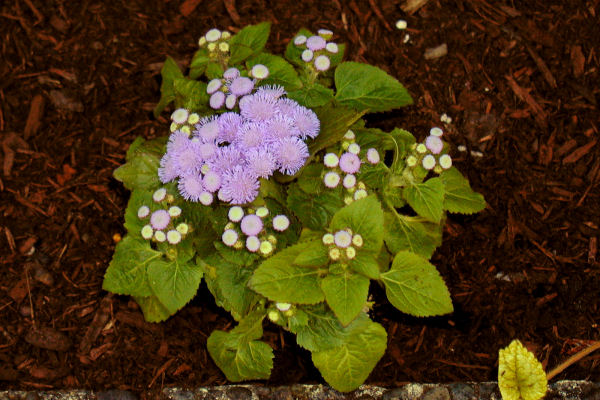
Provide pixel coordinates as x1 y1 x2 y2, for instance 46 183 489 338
1 0 599 396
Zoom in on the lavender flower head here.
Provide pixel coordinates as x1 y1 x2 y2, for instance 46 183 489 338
223 67 240 80
256 85 286 100
194 116 220 142
241 214 263 236
158 154 178 183
240 92 279 122
171 138 203 176
178 173 204 201
291 106 320 139
274 137 309 175
150 209 170 230
210 91 225 109
229 77 254 96
218 112 243 144
425 135 444 154
219 166 260 204
245 147 277 178
339 152 361 174
306 35 326 51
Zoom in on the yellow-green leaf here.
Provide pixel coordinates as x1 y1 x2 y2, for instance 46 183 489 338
498 340 548 400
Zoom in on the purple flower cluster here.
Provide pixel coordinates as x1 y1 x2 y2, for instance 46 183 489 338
159 86 320 205
293 29 338 72
207 65 270 110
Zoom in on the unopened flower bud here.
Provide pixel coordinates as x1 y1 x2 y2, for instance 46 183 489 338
301 49 313 62
276 302 291 312
430 127 443 137
348 143 360 155
141 225 153 240
218 42 229 52
422 154 436 170
406 155 418 167
168 206 182 217
268 310 279 322
246 236 260 252
256 207 269 218
323 153 339 168
267 235 277 245
154 230 166 242
344 196 353 205
198 36 207 47
314 55 331 71
233 240 244 250
329 248 341 261
325 42 339 53
176 223 189 235
318 29 334 39
416 143 427 154
205 28 221 42
322 233 334 245
138 205 150 219
260 240 273 256
434 165 443 174
354 189 368 200
207 79 222 94
167 230 182 244
346 246 356 259
171 109 189 125
199 191 213 206
294 35 307 46
170 122 178 132
439 154 452 169
222 229 238 247
273 215 290 232
207 42 217 52
352 234 363 247
228 206 244 222
221 31 231 39
324 171 340 188
343 174 356 189
344 130 355 140
251 64 269 79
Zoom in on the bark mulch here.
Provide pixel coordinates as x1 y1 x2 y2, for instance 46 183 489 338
1 0 599 398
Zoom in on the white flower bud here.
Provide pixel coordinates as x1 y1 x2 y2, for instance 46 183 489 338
251 64 269 79
352 234 363 247
222 229 238 247
439 154 452 169
346 246 356 259
171 109 189 125
353 189 368 200
205 28 221 42
344 130 355 140
167 230 182 244
176 223 189 235
188 113 200 124
348 143 360 155
228 206 244 222
323 153 339 168
276 302 291 312
141 225 153 240
219 42 229 52
256 207 269 218
322 233 334 245
137 205 150 219
430 127 443 137
260 240 273 256
323 171 340 188
168 206 181 217
422 154 436 170
329 248 341 261
154 230 166 242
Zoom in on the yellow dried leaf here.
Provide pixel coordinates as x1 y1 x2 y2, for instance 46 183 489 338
498 340 548 400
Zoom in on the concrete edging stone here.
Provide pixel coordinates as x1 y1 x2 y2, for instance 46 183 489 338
1 381 598 400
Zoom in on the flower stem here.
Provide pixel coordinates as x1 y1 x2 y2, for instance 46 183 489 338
546 341 600 380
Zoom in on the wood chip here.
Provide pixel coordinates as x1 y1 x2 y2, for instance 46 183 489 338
505 74 547 127
25 327 72 351
24 95 45 139
562 140 597 164
79 295 113 354
570 45 585 78
401 0 429 14
179 0 203 17
223 0 241 25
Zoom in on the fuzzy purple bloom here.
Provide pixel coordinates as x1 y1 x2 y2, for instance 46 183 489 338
425 135 444 154
274 137 309 175
235 122 267 148
306 35 326 51
167 130 191 153
239 93 279 122
291 107 320 138
266 114 299 141
171 139 203 175
276 98 301 117
339 152 361 174
150 209 170 230
245 147 276 178
199 142 217 160
178 173 204 201
223 67 240 80
158 154 179 183
256 85 286 100
202 170 222 193
208 145 243 175
218 112 243 144
240 214 263 236
225 94 237 109
219 165 260 204
194 116 220 142
229 77 254 96
210 91 225 109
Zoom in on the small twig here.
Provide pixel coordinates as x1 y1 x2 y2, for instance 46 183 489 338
547 341 600 380
25 267 35 326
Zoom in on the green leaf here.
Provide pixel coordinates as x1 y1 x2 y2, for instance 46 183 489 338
321 269 369 326
498 340 548 400
384 213 442 259
440 167 486 214
207 311 274 382
380 251 453 317
200 253 260 321
311 314 387 392
229 22 271 64
247 53 302 91
173 77 208 112
205 62 225 80
103 236 160 298
134 295 172 323
287 83 334 108
308 104 365 155
215 241 259 267
189 48 210 79
287 183 344 231
335 62 413 112
293 240 329 268
291 304 346 352
297 163 324 194
113 137 166 191
357 162 389 189
350 252 381 279
249 242 325 304
147 254 203 315
154 56 184 117
403 177 445 223
330 195 384 253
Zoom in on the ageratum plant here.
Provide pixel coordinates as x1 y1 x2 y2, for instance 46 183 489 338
103 23 486 392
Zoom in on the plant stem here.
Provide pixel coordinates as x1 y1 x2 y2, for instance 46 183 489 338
546 341 600 380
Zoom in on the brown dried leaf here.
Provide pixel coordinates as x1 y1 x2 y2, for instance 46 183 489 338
570 45 585 78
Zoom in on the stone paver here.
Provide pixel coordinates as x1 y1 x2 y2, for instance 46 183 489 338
1 381 599 400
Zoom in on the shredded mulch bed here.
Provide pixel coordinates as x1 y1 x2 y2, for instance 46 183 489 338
1 0 599 397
